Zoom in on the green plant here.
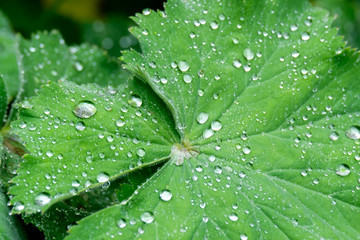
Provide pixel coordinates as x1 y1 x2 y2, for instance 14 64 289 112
1 0 360 239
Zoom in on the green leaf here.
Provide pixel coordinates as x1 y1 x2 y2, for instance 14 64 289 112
67 0 360 238
0 161 26 240
18 30 130 99
0 75 7 126
9 79 178 214
0 11 20 102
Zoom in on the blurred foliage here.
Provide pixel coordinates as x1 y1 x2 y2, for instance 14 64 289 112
312 0 360 48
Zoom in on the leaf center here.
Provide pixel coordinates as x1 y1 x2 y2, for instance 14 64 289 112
170 140 198 166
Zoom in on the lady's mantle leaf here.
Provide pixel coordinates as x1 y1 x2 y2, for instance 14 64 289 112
9 80 178 214
68 0 360 238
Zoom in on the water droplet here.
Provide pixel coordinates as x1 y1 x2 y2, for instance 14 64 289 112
329 132 339 141
229 213 238 221
292 50 300 58
233 60 242 68
301 32 310 41
243 48 254 60
159 190 172 201
75 122 86 131
96 172 110 183
214 166 222 174
240 234 248 240
335 164 351 176
183 74 192 83
140 211 154 224
73 101 97 119
197 112 209 124
13 202 25 211
290 24 298 32
128 95 143 108
74 62 84 72
242 146 251 155
34 193 51 206
345 126 360 140
116 119 125 127
211 121 222 131
136 148 146 157
210 21 219 29
203 129 214 139
117 218 127 228
178 61 190 72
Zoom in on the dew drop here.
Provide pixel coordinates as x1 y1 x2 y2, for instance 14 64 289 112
240 234 248 240
292 50 300 58
242 146 251 155
211 121 222 131
197 112 209 124
329 132 339 141
34 193 51 206
74 61 84 72
243 48 254 60
73 101 97 119
210 21 219 29
229 213 238 221
301 32 311 41
13 202 25 211
335 164 351 176
117 218 127 228
203 129 214 139
159 190 172 201
96 172 110 183
128 95 143 108
178 61 190 72
116 119 125 127
72 180 80 188
345 126 360 140
136 148 146 157
140 211 154 224
233 60 242 68
183 74 192 83
75 122 86 131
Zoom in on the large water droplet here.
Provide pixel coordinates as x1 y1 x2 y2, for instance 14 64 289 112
301 32 310 41
335 164 351 176
96 172 110 183
329 132 339 141
128 95 143 108
197 112 209 124
73 101 97 119
211 121 222 131
34 192 51 206
240 234 248 240
345 126 360 140
203 129 214 139
140 211 154 224
159 190 172 201
178 61 190 72
136 148 146 157
233 60 242 68
183 74 192 83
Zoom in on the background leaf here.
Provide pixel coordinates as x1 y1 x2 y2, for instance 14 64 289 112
0 75 7 125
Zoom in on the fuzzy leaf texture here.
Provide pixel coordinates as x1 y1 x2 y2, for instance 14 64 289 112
11 0 360 239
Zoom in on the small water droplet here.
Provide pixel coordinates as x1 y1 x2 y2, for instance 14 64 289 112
233 60 242 68
292 50 300 58
243 48 254 60
242 146 251 155
117 218 127 228
329 132 339 141
116 119 125 127
140 211 154 224
345 126 360 140
240 234 248 240
75 122 86 131
34 193 51 206
178 61 190 72
73 101 97 119
136 148 146 157
229 213 238 221
74 62 84 72
301 32 310 41
197 112 209 124
210 21 219 29
203 129 214 139
211 121 222 131
72 180 80 188
128 95 143 108
96 172 110 183
335 164 351 176
13 202 25 211
159 190 172 201
183 74 192 83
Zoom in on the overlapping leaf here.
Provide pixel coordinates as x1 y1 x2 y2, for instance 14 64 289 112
9 80 178 213
67 0 360 238
17 30 130 99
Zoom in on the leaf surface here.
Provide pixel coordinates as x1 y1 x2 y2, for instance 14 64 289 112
10 80 178 213
0 75 7 125
18 30 130 99
68 0 360 238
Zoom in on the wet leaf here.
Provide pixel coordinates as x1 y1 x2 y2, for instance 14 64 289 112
9 79 178 214
0 75 7 126
67 0 360 238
